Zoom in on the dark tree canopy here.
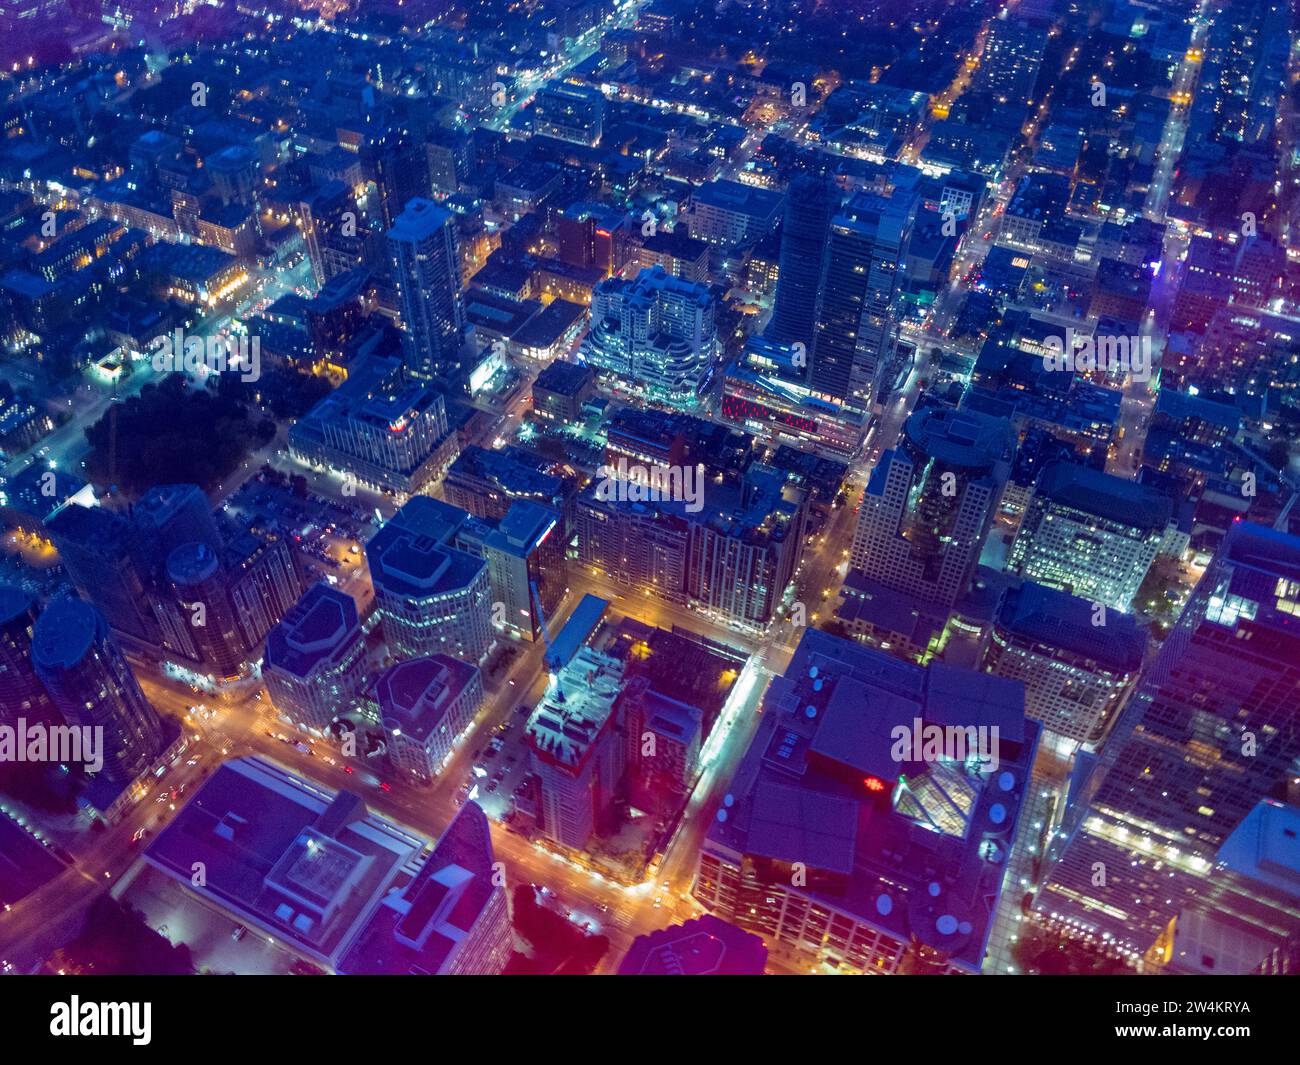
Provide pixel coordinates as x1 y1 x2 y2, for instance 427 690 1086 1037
83 375 274 498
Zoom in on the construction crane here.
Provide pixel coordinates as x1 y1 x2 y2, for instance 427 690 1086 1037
530 579 564 704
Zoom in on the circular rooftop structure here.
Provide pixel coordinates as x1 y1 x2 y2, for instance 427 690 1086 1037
167 541 223 587
31 597 99 672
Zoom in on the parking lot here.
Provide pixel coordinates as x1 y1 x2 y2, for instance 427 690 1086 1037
457 702 536 826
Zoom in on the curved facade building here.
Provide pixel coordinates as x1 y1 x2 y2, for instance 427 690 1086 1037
167 541 245 679
31 597 165 783
0 583 55 726
582 266 717 409
367 497 493 665
265 582 368 732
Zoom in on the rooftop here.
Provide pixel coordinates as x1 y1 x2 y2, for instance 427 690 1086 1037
704 628 1038 973
1035 461 1173 532
265 582 362 681
145 758 425 964
617 914 768 975
337 802 501 976
996 580 1146 673
374 654 480 744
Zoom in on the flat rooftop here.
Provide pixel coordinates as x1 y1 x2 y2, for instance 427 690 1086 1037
144 758 425 965
703 628 1038 973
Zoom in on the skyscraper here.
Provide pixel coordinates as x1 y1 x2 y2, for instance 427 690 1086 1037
851 405 1013 609
131 482 223 581
362 119 430 232
45 504 157 643
810 192 913 413
1038 522 1300 957
767 174 839 354
264 582 368 733
300 181 367 288
166 542 246 680
388 198 466 381
31 598 166 784
373 655 484 782
973 16 1048 107
982 580 1147 755
526 645 626 849
0 584 54 726
367 496 493 664
289 356 453 497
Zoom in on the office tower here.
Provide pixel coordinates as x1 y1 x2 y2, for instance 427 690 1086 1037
982 581 1146 755
206 146 260 208
558 201 626 273
851 406 1014 609
31 598 165 784
45 504 157 643
442 445 570 522
0 0 60 37
810 192 913 412
300 182 367 288
373 655 484 782
582 265 718 409
1150 801 1300 975
1171 235 1237 333
426 128 472 196
636 229 710 285
1007 461 1175 612
166 542 246 679
1038 522 1300 957
367 497 493 664
1231 234 1284 309
0 584 55 726
526 646 626 849
532 361 596 425
617 915 768 975
694 627 1037 975
362 119 430 232
338 801 513 975
289 356 453 497
684 465 806 626
388 198 466 380
576 463 805 627
227 532 303 652
264 582 368 733
619 675 703 816
532 80 605 146
458 500 566 643
575 489 689 598
767 174 839 352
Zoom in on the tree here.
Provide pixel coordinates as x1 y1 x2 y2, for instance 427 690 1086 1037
82 376 271 498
